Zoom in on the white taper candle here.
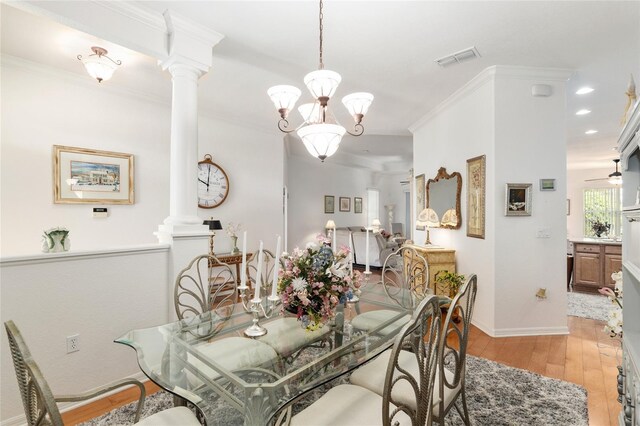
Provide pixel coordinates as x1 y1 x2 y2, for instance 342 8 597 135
332 226 337 254
271 235 281 298
348 233 354 274
365 228 370 273
239 231 248 289
254 240 264 300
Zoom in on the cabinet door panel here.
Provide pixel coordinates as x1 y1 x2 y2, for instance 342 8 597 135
604 254 622 287
575 253 601 286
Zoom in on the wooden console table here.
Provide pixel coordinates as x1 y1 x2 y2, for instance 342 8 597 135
404 244 456 297
210 252 253 287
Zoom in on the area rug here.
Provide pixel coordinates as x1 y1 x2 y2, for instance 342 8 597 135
81 355 588 426
567 291 610 322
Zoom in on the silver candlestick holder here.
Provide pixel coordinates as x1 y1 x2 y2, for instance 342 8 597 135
239 287 280 337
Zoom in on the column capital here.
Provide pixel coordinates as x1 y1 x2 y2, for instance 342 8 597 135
159 9 225 74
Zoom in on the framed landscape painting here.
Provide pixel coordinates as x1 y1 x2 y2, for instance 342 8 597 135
53 145 134 204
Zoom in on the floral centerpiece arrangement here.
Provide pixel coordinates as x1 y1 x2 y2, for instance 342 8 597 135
278 235 363 330
226 222 242 253
591 220 611 238
599 271 623 338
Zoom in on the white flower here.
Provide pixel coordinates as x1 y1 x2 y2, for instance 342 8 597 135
292 277 308 292
327 260 348 279
306 241 319 250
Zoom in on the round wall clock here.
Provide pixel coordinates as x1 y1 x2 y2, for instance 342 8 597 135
197 154 229 208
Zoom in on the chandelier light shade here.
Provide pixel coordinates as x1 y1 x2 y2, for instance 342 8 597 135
77 46 121 83
608 159 623 185
267 0 373 162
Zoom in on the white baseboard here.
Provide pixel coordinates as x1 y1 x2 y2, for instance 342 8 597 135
472 319 569 338
1 372 149 426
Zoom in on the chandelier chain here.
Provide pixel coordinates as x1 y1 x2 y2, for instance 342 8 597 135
319 0 324 70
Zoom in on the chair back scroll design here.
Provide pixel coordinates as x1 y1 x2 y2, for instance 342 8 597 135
247 249 276 295
174 255 237 323
382 295 441 426
435 273 478 425
5 320 64 426
381 246 429 309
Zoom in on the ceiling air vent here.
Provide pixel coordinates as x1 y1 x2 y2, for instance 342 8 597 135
435 46 481 67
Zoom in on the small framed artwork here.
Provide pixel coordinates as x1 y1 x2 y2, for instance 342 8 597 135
505 183 532 216
467 155 486 239
415 174 426 230
566 199 571 216
53 145 134 204
354 197 363 214
324 195 335 214
540 178 556 191
339 197 351 212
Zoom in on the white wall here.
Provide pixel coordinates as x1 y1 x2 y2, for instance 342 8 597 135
411 66 569 336
567 167 615 240
0 247 170 422
377 171 410 236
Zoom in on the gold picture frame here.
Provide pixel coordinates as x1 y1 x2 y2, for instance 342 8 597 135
415 174 426 230
53 145 134 204
466 155 486 238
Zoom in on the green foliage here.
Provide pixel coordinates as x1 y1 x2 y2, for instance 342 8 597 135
434 270 465 295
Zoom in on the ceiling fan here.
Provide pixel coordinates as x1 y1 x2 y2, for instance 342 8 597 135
585 159 623 185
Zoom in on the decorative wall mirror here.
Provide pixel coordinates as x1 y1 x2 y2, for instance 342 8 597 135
426 167 462 229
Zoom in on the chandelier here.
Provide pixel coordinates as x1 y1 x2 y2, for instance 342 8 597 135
267 0 373 162
77 47 121 83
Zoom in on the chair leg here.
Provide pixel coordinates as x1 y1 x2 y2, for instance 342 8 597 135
453 388 471 426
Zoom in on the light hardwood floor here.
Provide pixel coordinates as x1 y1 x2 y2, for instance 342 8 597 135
62 315 621 426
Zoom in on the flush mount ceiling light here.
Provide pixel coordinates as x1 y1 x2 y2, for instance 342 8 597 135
585 129 598 135
576 109 591 115
267 0 373 162
576 87 594 95
77 46 121 83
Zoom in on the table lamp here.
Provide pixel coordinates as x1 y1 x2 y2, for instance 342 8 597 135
325 219 336 238
416 208 440 246
441 208 458 227
203 218 223 255
371 218 382 233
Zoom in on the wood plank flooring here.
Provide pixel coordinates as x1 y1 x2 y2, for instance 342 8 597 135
62 315 621 426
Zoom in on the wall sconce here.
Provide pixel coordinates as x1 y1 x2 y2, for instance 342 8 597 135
77 46 122 83
535 288 547 299
203 218 222 255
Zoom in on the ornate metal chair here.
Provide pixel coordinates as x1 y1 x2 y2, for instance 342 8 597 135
432 274 477 425
173 255 279 384
348 274 478 426
350 245 429 335
4 320 200 426
290 295 442 425
245 249 332 365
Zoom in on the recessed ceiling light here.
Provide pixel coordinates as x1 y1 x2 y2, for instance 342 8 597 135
576 87 594 95
585 129 598 135
576 109 591 115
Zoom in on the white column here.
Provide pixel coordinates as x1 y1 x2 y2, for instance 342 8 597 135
162 63 204 227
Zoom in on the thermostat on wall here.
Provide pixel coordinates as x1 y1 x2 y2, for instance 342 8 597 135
93 207 108 218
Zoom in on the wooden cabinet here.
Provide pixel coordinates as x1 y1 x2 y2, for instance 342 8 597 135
404 244 456 297
573 242 620 292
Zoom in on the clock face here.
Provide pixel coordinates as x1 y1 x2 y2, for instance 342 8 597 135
197 161 229 208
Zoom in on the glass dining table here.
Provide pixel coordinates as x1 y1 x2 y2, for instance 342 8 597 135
115 283 413 426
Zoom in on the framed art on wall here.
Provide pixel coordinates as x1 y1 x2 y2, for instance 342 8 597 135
354 197 363 213
466 155 486 238
53 145 134 204
415 174 425 230
324 195 335 214
339 197 351 212
540 178 556 191
505 183 532 216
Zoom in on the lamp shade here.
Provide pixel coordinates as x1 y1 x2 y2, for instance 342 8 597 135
297 123 345 161
304 69 341 100
371 219 382 227
441 208 458 227
298 102 321 124
80 54 118 83
342 92 374 122
203 219 222 230
416 208 440 228
267 85 301 116
325 220 336 229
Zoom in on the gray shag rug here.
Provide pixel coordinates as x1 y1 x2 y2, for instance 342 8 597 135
81 355 587 426
567 291 610 322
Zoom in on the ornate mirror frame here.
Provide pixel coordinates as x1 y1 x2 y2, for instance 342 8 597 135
426 167 462 230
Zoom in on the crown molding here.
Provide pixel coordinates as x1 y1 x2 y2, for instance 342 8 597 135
409 65 574 133
93 1 165 31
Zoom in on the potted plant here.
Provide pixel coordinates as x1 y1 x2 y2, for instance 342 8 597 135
434 270 465 298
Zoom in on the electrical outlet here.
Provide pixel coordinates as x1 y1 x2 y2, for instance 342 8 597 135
66 334 79 353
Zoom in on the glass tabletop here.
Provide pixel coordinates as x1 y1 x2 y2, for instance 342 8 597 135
116 283 412 425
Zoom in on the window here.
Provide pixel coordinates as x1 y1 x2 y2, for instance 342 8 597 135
366 188 379 227
583 187 622 238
